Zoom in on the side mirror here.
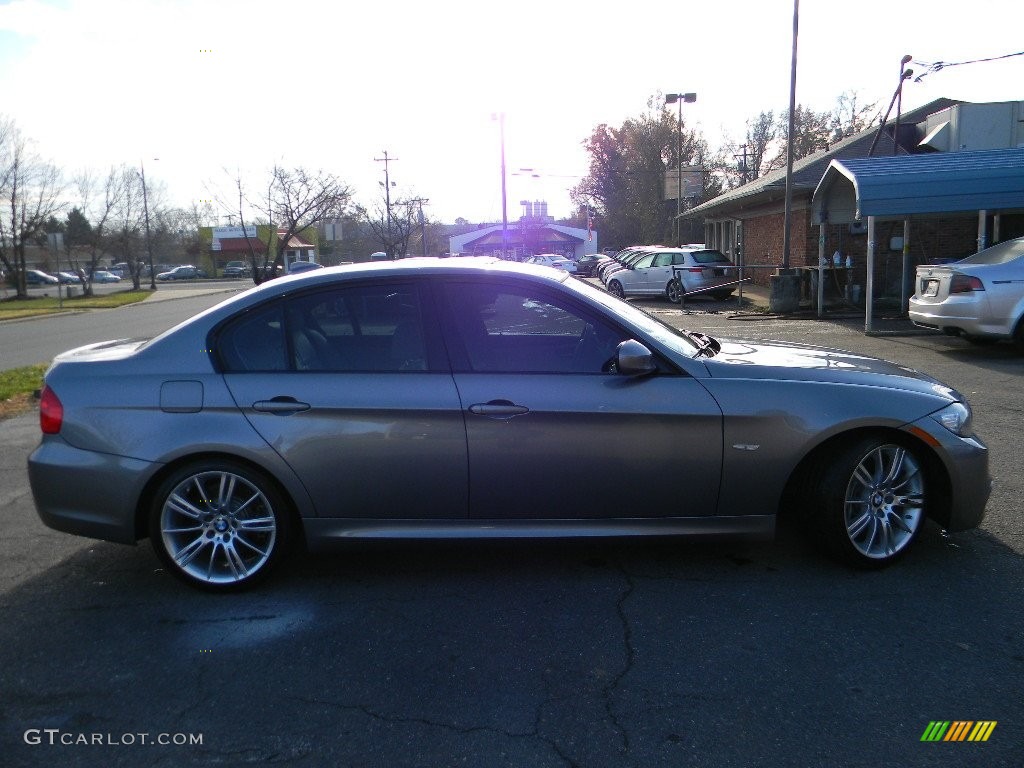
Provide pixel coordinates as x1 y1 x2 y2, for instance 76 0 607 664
615 340 656 376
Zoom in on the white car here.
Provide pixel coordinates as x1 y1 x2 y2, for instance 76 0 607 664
91 270 122 283
909 237 1024 344
525 254 577 274
605 248 736 302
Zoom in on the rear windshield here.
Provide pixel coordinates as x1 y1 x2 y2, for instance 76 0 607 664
957 238 1024 266
689 250 731 265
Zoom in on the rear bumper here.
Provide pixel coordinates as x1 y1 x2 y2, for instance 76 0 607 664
908 298 1009 338
28 438 156 545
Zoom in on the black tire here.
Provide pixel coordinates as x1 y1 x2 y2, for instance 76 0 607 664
608 280 625 299
149 459 291 591
666 279 683 303
811 437 927 568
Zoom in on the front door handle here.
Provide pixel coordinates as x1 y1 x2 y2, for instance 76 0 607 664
252 396 311 414
468 399 530 419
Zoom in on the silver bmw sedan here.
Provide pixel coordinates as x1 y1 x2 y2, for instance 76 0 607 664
29 259 990 590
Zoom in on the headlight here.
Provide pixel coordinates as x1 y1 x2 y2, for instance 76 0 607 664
931 402 974 438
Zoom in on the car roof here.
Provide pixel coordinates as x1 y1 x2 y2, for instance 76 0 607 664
240 258 572 298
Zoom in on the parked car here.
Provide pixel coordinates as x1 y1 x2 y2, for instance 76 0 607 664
223 260 252 278
606 248 736 302
57 271 82 284
91 270 122 283
574 253 602 277
157 265 201 281
287 260 324 274
598 246 662 284
29 259 989 591
524 253 577 273
23 269 59 285
909 237 1024 345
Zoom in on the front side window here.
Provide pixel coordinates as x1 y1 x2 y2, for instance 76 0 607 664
443 282 626 373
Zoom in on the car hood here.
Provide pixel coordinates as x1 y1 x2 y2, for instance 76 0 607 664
701 338 961 399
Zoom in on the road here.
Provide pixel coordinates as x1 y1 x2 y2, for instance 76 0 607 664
0 295 1021 767
0 282 246 371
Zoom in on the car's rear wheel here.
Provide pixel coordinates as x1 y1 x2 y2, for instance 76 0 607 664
813 438 926 567
150 460 290 591
608 280 625 298
666 279 683 303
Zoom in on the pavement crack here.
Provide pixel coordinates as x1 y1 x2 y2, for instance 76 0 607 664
286 694 578 767
601 562 637 755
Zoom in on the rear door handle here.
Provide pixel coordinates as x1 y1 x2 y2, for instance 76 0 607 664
469 400 530 419
252 396 311 414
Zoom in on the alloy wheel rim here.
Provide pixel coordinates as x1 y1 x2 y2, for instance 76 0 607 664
160 471 277 584
843 444 924 559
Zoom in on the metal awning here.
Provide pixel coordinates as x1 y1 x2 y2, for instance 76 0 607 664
812 147 1024 224
810 148 1024 333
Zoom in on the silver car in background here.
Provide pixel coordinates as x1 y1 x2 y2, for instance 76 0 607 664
29 259 989 590
909 236 1024 344
605 248 736 302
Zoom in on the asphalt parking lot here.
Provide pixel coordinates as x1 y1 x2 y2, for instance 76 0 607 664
1 288 1021 767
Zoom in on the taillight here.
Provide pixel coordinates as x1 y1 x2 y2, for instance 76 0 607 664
40 385 63 434
950 274 984 293
686 267 704 273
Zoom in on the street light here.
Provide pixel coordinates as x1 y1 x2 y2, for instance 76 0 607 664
139 158 158 290
867 64 915 157
893 54 913 156
665 92 696 247
492 113 509 259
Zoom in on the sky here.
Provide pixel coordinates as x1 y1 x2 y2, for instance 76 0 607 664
1 0 1022 225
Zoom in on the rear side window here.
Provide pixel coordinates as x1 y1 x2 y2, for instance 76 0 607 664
690 250 731 265
215 284 429 373
217 305 288 371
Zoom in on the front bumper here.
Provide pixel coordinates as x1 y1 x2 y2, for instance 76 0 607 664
906 417 990 532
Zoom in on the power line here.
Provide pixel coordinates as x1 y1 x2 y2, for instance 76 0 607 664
913 50 1024 81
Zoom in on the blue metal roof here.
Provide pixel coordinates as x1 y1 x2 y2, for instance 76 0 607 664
812 147 1024 223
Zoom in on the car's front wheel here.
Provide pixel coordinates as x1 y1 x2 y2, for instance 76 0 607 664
608 280 625 298
814 437 927 567
149 460 290 591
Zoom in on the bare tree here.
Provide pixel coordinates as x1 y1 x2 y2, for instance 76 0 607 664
830 90 879 142
213 166 349 282
356 193 415 260
264 165 350 273
0 117 65 298
72 167 124 295
110 165 148 290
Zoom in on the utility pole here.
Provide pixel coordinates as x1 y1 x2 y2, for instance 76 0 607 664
374 151 398 258
733 145 751 186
